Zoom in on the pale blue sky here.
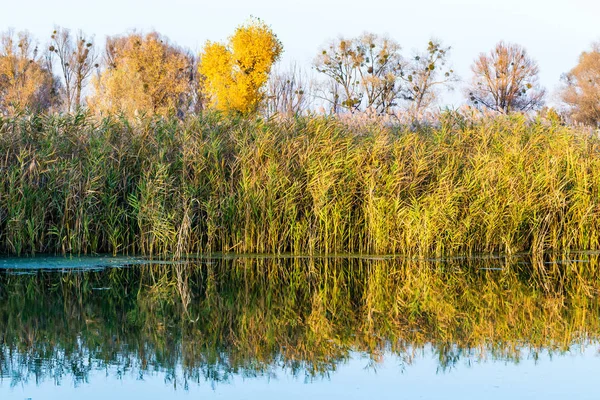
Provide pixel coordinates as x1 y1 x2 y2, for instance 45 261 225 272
1 0 598 106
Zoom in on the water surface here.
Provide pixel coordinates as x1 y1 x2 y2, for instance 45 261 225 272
1 255 599 399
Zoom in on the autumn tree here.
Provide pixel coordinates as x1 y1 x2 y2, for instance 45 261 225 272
559 43 600 126
199 18 283 114
89 32 195 118
314 33 403 113
400 40 456 116
48 26 98 112
466 41 545 113
0 30 56 114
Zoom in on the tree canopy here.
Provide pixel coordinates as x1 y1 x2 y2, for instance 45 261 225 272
466 42 545 114
559 43 600 126
0 30 56 114
89 32 194 118
199 18 283 114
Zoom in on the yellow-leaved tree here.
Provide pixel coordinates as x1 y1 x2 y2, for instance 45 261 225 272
199 18 283 114
0 30 56 114
559 43 600 126
89 32 195 118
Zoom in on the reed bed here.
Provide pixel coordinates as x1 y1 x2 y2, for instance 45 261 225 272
1 111 599 256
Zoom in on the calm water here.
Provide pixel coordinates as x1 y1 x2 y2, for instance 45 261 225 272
1 255 599 399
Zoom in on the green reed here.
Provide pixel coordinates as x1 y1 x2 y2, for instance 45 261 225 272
1 111 599 256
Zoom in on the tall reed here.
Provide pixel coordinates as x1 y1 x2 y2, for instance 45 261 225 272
1 111 599 256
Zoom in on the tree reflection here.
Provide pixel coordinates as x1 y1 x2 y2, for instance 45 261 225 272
1 255 599 387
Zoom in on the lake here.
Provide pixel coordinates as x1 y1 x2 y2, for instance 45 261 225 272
1 254 599 399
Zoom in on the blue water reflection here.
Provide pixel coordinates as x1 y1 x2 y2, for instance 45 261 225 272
3 346 599 400
1 255 600 399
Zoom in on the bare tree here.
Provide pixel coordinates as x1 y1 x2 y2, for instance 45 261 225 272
314 36 364 112
314 34 406 114
48 26 98 112
314 78 343 114
466 41 545 113
184 51 204 115
265 63 312 117
354 33 404 113
559 42 600 126
314 34 456 116
400 40 457 116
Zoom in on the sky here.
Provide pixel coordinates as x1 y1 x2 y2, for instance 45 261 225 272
1 0 599 107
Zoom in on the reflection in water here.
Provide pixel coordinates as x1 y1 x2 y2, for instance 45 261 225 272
0 255 599 391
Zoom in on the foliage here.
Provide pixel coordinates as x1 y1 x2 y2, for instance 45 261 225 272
0 30 57 114
466 41 545 113
88 32 195 118
559 42 600 127
199 18 283 114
